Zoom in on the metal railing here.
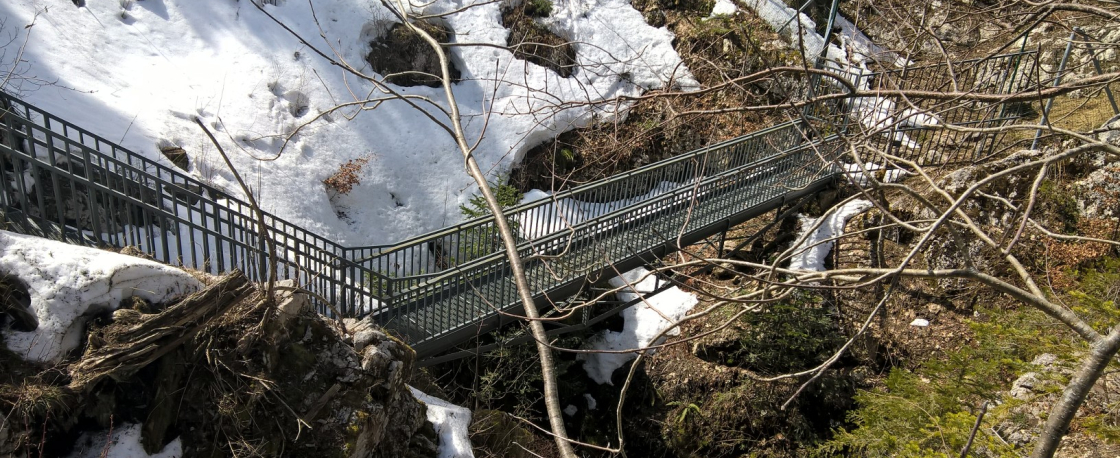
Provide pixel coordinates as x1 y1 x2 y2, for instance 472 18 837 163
345 121 806 293
806 50 1039 164
0 50 1036 355
0 94 383 316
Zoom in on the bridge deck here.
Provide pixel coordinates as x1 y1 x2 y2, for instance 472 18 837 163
384 143 837 357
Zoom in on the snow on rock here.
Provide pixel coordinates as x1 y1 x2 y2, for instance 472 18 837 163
584 393 598 410
68 423 182 458
710 0 739 17
842 162 908 186
410 387 474 458
833 15 909 68
580 267 698 385
546 0 700 92
0 0 696 248
738 0 843 69
849 95 940 150
736 0 936 151
788 200 873 272
0 231 202 363
737 0 903 71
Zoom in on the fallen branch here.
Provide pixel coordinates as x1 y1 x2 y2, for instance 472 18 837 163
68 271 255 392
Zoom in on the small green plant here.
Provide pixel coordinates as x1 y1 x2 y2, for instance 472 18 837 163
1038 179 1079 233
456 176 524 262
703 292 842 374
820 300 1092 457
524 0 553 17
460 176 523 219
668 401 703 424
637 118 659 131
552 147 578 172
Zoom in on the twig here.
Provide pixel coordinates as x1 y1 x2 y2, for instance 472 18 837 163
195 118 278 305
959 401 989 458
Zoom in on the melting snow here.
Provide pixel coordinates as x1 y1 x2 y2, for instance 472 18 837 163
67 423 182 458
0 230 202 363
0 0 695 247
410 387 474 458
584 393 598 410
788 200 873 272
580 267 698 385
842 162 908 186
710 0 739 17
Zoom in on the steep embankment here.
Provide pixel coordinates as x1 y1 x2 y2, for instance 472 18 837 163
0 231 441 457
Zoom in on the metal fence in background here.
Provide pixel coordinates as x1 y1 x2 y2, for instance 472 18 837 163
806 50 1039 165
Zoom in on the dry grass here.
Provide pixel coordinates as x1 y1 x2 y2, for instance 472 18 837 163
1045 82 1120 132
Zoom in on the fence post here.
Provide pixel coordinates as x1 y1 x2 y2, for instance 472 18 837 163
1075 28 1119 116
800 0 842 125
1031 30 1077 150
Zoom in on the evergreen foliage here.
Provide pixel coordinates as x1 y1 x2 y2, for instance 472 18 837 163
823 259 1120 456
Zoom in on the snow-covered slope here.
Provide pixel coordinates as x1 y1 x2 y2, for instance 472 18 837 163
0 0 694 246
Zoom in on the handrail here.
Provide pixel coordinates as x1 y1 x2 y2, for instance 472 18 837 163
383 135 833 290
344 120 805 254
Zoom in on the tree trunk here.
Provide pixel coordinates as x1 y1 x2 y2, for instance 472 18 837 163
395 6 578 456
1031 326 1120 458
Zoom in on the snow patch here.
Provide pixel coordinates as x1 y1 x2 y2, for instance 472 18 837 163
0 231 202 363
67 423 182 458
910 318 930 327
410 387 474 458
788 200 873 272
580 267 698 385
842 162 908 186
710 0 739 17
517 181 684 241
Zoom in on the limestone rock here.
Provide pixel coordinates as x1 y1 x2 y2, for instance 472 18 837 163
1010 372 1041 400
1097 114 1120 147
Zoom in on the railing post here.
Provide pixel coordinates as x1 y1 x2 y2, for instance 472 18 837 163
1032 30 1077 150
801 0 842 124
1075 28 1119 116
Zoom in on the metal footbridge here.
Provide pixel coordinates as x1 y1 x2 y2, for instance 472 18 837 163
0 52 1036 360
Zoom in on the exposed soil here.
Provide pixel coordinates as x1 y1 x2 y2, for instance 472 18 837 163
367 20 461 88
501 2 576 78
510 9 800 193
0 272 437 457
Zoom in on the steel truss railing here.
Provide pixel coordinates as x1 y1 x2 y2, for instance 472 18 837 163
0 50 1036 356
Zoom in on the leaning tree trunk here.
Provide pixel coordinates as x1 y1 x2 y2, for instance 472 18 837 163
1031 326 1120 458
395 6 579 457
